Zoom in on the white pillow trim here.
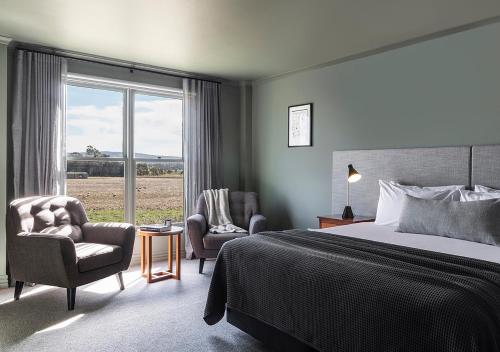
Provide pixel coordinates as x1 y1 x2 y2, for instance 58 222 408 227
461 189 500 201
475 185 500 193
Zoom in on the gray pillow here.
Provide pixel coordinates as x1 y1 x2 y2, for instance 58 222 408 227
396 195 500 246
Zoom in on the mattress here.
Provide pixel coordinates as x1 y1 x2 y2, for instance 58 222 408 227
313 222 500 264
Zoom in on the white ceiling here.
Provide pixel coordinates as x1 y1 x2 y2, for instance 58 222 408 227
0 0 499 81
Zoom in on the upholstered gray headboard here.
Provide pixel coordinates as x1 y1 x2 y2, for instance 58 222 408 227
472 145 500 190
332 146 471 217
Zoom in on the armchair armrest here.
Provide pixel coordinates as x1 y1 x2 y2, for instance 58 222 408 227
249 214 267 235
82 222 135 246
82 222 135 265
10 232 78 287
187 214 207 258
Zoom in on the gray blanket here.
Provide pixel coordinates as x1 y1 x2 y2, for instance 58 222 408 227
204 229 500 352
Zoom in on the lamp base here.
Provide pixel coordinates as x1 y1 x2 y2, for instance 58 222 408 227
342 206 354 219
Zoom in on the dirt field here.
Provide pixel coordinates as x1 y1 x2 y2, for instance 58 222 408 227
67 176 183 224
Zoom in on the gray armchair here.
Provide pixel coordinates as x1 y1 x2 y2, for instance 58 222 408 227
187 191 266 274
6 196 135 310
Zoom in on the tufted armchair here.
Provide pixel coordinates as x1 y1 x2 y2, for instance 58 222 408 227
187 191 266 274
7 196 135 310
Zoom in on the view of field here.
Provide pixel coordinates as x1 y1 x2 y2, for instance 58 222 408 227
67 175 183 225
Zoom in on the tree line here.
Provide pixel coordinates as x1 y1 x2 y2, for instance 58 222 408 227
67 145 183 177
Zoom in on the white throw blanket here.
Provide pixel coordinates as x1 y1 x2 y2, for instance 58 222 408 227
203 189 247 234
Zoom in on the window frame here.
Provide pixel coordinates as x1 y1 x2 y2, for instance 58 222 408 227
65 73 184 225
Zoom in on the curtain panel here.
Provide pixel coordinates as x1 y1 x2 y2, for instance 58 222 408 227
12 50 67 198
183 79 222 258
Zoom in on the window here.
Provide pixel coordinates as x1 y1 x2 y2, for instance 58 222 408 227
65 75 183 225
134 93 183 224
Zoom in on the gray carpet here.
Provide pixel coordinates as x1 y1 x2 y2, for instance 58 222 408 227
0 259 272 352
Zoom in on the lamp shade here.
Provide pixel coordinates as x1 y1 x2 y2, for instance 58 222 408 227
347 164 361 183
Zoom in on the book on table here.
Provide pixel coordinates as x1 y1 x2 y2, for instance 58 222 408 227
140 224 172 233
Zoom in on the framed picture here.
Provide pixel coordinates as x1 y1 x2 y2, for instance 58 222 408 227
288 103 312 147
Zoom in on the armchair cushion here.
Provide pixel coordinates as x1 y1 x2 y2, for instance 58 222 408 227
81 222 135 271
75 242 122 273
203 232 248 250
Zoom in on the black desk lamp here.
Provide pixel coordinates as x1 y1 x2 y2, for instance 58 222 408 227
342 164 361 219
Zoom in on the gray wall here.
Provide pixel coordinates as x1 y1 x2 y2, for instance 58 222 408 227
252 21 500 230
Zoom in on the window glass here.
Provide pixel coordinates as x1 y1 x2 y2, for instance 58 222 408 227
67 85 124 158
134 93 182 158
66 161 125 222
136 161 184 225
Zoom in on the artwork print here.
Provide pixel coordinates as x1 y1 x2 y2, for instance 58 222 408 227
288 103 312 147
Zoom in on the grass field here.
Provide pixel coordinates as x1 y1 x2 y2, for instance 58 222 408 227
67 176 183 224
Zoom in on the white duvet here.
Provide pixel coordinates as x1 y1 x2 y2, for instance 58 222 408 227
313 222 500 264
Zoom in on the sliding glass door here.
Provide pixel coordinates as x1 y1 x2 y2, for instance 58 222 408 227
65 75 183 225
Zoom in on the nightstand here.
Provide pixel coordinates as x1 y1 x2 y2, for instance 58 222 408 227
317 214 375 228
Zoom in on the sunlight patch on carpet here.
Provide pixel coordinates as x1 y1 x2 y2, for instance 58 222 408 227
35 314 85 334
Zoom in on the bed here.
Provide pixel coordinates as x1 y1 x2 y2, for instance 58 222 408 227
204 145 500 352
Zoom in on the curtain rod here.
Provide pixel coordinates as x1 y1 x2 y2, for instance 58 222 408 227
12 41 224 85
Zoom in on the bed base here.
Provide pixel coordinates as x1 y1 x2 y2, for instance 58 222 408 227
226 307 318 352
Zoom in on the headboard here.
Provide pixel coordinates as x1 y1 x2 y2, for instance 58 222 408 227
332 146 471 216
472 145 500 190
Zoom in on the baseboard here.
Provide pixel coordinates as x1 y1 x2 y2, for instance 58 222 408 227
0 274 8 288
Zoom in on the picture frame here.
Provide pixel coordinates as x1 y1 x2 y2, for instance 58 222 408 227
288 103 313 147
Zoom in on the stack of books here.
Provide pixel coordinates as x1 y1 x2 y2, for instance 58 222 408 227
139 224 171 233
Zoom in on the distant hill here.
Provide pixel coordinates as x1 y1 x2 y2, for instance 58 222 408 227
68 151 182 160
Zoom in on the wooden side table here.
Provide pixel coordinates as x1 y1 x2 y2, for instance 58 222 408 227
138 226 183 283
317 214 374 229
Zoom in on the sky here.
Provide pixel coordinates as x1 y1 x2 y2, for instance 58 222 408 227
66 85 183 157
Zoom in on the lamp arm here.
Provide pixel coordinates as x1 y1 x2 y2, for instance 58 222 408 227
347 181 350 206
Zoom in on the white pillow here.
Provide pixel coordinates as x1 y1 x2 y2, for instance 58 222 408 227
374 180 464 226
475 185 499 193
461 189 500 201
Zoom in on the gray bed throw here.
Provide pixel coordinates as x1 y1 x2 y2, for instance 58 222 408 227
203 189 246 234
205 230 500 352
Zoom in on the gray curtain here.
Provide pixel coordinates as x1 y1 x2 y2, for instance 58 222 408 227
183 78 222 258
12 50 67 199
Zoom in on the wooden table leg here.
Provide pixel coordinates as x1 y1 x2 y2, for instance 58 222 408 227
175 233 181 280
147 236 153 283
140 235 145 274
168 235 173 273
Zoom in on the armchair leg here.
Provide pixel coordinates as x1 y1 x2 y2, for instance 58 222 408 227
116 272 125 290
199 258 206 274
67 288 76 311
14 281 24 301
